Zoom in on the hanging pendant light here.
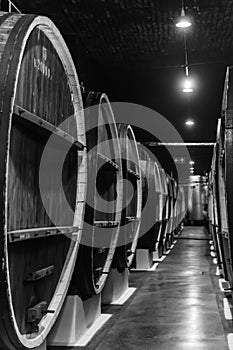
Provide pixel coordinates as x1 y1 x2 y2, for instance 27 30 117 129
176 8 192 28
185 120 195 126
176 5 192 28
182 77 194 93
182 63 194 93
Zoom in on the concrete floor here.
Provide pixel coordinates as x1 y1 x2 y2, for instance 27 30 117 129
50 226 230 350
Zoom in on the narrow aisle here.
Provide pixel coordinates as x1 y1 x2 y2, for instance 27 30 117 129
94 226 228 350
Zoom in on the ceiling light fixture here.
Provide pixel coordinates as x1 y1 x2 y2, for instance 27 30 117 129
182 77 194 93
182 48 194 93
185 120 195 126
176 7 192 28
176 1 194 93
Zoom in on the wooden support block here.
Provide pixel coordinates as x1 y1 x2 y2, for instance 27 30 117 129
101 268 129 305
48 294 101 347
135 249 153 270
153 250 159 261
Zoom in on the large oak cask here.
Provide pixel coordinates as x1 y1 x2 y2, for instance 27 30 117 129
136 144 164 252
214 66 233 285
165 176 177 246
69 92 123 299
208 143 224 270
112 124 142 270
0 12 87 349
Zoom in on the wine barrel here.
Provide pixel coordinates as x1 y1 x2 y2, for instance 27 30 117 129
157 167 169 257
215 66 233 285
172 185 180 237
69 92 123 299
0 12 87 350
165 176 177 246
173 185 186 236
214 117 230 280
177 186 186 231
112 124 142 270
160 175 174 249
208 142 224 271
136 144 163 252
171 179 180 237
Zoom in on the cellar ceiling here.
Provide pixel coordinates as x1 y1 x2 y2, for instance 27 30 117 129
2 0 233 174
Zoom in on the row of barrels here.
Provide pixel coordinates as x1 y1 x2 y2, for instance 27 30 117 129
208 66 233 285
0 12 186 350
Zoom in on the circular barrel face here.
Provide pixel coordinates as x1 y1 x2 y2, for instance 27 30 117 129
0 13 86 349
70 92 123 299
112 124 142 269
136 144 163 252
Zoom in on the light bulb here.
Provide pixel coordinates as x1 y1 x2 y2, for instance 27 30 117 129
176 8 192 28
185 120 195 126
176 19 192 28
182 77 194 93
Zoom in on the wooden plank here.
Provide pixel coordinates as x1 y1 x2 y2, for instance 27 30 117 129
8 226 80 243
98 153 119 171
93 221 119 228
13 104 84 150
127 168 140 179
143 142 215 147
125 216 140 222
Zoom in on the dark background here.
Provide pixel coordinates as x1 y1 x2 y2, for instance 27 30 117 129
3 0 233 175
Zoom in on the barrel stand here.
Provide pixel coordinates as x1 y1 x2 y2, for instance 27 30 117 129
48 294 103 347
102 268 129 304
135 249 153 270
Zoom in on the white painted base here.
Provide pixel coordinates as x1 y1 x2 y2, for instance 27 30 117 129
48 294 101 347
131 261 159 272
153 250 159 261
36 340 47 350
216 266 223 276
110 287 137 305
223 297 233 320
219 278 230 293
102 268 129 305
228 333 233 350
73 313 112 347
135 249 153 270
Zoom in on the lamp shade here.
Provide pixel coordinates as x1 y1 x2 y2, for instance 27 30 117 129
176 8 192 28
